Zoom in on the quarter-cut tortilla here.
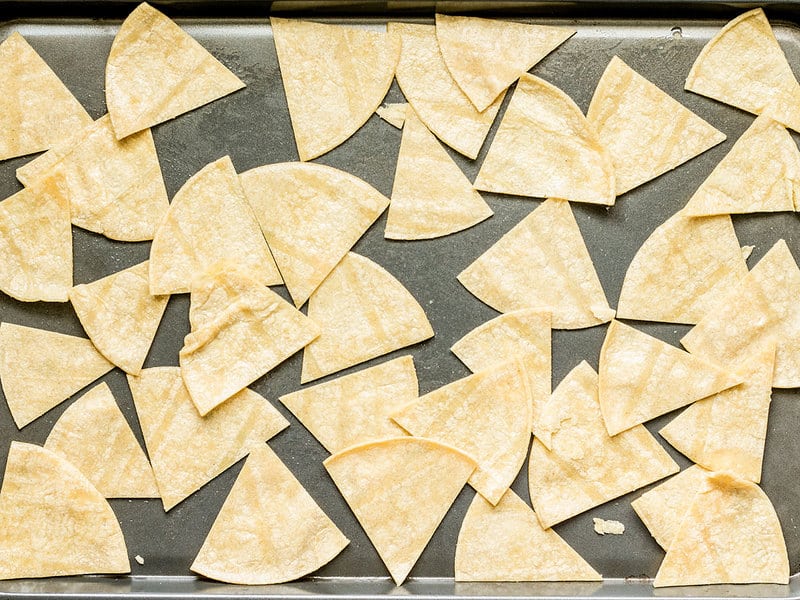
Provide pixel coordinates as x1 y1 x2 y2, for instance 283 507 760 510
529 362 678 529
239 162 389 307
127 367 289 511
455 490 601 582
388 23 503 159
376 103 408 129
0 322 114 429
271 18 400 161
323 437 476 585
44 382 159 498
106 2 245 139
301 252 433 383
191 444 349 584
0 32 92 161
616 212 748 324
149 156 282 295
473 75 615 205
0 442 129 579
457 199 615 329
280 356 416 454
587 56 725 195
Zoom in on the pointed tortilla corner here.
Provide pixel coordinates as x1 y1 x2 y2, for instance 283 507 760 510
376 103 408 129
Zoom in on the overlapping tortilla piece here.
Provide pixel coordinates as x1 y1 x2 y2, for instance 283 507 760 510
127 367 289 511
376 103 408 129
0 442 129 579
457 199 615 329
474 75 615 205
529 362 679 529
301 252 433 383
323 437 476 585
191 444 348 584
105 2 245 139
271 18 400 161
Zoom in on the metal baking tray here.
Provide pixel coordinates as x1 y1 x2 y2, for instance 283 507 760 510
1 1 800 597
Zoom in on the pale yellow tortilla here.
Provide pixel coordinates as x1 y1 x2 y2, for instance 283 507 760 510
106 2 245 139
376 103 408 129
191 444 349 584
457 199 615 329
323 437 476 585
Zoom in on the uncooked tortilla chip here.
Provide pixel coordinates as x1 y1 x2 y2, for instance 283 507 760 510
529 361 678 529
0 322 114 428
323 437 476 585
301 252 433 383
106 2 245 139
271 18 400 161
239 162 389 307
473 75 615 205
191 444 348 584
455 490 601 582
457 199 615 329
44 382 159 498
376 103 407 129
127 367 289 511
0 442 129 579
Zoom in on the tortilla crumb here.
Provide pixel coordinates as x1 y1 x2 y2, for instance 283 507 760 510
593 518 625 535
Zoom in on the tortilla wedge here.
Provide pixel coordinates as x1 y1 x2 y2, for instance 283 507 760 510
376 103 407 129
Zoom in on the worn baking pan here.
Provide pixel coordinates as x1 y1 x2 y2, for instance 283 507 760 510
1 1 799 598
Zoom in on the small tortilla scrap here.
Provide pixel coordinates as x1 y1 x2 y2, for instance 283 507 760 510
0 322 114 429
301 252 433 383
455 489 601 582
279 356 416 454
44 382 159 499
385 107 493 240
239 162 389 307
593 518 624 535
324 437 476 585
653 472 789 587
271 18 400 161
127 367 289 511
376 103 408 129
0 442 129 579
473 75 615 205
529 361 678 529
191 444 348 584
457 199 615 329
106 2 245 139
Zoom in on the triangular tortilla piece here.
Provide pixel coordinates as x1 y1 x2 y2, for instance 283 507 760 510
127 368 289 511
105 2 245 139
474 75 615 205
376 103 408 129
587 56 725 195
271 18 400 161
653 472 789 587
0 322 114 429
616 212 748 324
323 437 476 585
457 199 615 329
280 356 416 454
44 382 159 498
191 444 348 584
529 361 679 529
301 252 433 383
385 107 493 240
239 162 389 307
69 261 169 375
149 156 282 295
455 489 601 582
0 32 92 161
388 23 503 160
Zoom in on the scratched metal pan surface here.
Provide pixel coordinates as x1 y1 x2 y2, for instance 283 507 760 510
0 1 799 598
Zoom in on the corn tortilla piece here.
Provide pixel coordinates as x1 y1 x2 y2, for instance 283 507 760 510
301 252 433 383
455 489 601 582
43 382 159 499
388 22 503 160
127 367 289 511
592 518 624 535
105 2 245 139
324 437 476 585
529 361 679 529
457 199 615 329
653 472 789 587
376 103 407 129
